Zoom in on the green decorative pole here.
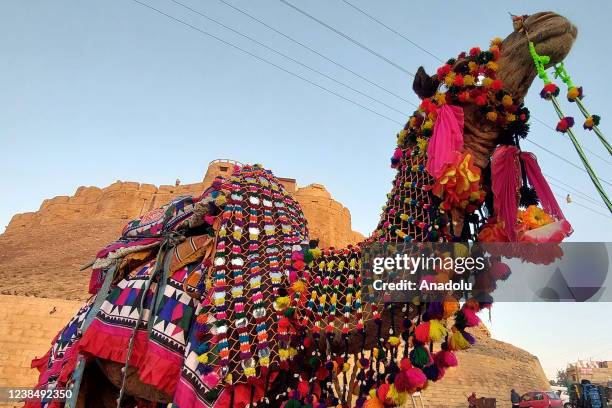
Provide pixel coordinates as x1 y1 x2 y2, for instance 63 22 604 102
553 62 612 156
529 42 612 213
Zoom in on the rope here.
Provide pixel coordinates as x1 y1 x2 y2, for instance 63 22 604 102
116 233 178 408
528 41 612 213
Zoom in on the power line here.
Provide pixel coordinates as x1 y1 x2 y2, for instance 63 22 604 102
142 0 612 196
129 0 404 125
552 190 612 220
169 0 410 117
524 139 612 188
215 0 418 107
278 0 415 77
325 1 612 180
532 116 611 166
545 172 608 209
337 0 444 63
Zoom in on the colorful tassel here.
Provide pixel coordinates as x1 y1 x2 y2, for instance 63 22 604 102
429 319 448 341
449 330 470 351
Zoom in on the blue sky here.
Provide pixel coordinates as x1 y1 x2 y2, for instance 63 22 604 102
1 0 611 379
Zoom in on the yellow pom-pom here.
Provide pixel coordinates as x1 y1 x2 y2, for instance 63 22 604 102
491 37 503 47
486 111 497 122
422 120 433 130
292 280 306 294
232 230 242 240
444 72 456 87
468 61 477 73
388 336 400 347
434 92 446 105
197 353 209 363
506 113 517 122
454 243 469 258
343 362 351 372
567 87 580 100
274 296 290 310
486 61 498 71
398 129 408 145
372 347 379 359
310 248 322 259
429 319 448 341
225 373 233 384
502 95 513 107
482 77 493 88
463 75 475 86
214 195 227 206
244 367 256 377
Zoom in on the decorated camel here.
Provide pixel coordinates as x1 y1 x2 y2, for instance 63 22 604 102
27 11 577 408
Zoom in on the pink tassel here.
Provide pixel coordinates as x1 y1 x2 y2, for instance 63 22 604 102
435 350 458 368
426 104 464 178
404 367 427 388
202 372 220 388
491 145 521 241
520 152 566 221
461 307 481 327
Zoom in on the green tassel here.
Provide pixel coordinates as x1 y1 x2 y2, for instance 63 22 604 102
285 399 302 408
409 346 429 368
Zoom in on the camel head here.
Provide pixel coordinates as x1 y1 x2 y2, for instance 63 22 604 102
411 11 577 169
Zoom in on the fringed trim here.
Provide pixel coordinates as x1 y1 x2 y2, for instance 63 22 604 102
79 320 182 394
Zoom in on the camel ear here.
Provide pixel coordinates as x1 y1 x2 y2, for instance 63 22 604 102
412 66 440 100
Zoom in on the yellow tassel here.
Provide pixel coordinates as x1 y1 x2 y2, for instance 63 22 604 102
387 385 407 405
214 195 227 206
310 248 322 259
429 319 448 341
449 330 470 350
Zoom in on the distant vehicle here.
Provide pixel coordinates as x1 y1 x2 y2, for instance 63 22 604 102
550 386 571 407
519 391 563 408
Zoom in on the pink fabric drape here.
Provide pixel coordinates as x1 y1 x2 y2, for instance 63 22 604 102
426 104 465 178
491 145 520 241
519 151 566 221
